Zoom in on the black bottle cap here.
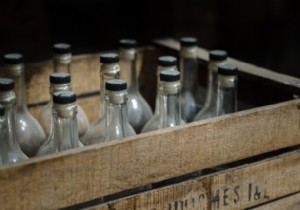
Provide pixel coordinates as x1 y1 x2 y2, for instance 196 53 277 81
160 70 180 82
119 39 137 49
0 104 4 116
0 78 14 91
218 63 238 75
53 91 76 104
100 53 119 64
180 37 198 47
158 56 177 67
3 53 24 64
209 50 228 61
53 43 72 54
105 79 127 91
50 72 71 84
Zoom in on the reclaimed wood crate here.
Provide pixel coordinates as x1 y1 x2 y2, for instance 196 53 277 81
0 38 300 210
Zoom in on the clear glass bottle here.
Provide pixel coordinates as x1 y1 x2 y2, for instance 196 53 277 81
141 56 178 133
51 43 90 138
81 53 120 145
0 78 28 164
38 72 90 139
119 39 153 133
159 70 185 129
193 50 228 121
2 53 46 157
179 37 204 122
216 63 238 116
37 91 84 155
104 79 136 142
0 104 5 165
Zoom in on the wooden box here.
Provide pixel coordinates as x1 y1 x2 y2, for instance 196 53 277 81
0 38 300 210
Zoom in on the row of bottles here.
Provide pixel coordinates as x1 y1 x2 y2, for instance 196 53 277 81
0 37 239 166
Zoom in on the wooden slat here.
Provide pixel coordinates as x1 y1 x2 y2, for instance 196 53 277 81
0 99 299 209
152 38 300 93
90 149 300 210
250 192 300 210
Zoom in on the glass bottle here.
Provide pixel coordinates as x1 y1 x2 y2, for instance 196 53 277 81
37 91 84 155
159 70 184 129
104 79 136 142
2 53 46 157
0 78 28 164
179 37 204 122
216 63 238 116
38 72 90 139
141 56 178 133
193 50 228 121
51 43 90 138
119 39 153 133
0 104 5 165
81 53 120 145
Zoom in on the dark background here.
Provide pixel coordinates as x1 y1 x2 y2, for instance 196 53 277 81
0 0 299 77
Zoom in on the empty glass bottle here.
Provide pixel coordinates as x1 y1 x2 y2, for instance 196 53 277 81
193 50 228 121
0 78 28 164
38 72 89 139
179 37 204 122
2 53 46 157
141 56 178 133
119 39 153 133
81 53 120 145
216 63 238 116
37 91 84 155
104 79 136 142
51 43 90 137
159 70 184 129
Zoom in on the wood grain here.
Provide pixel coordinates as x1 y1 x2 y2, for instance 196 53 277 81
90 149 300 210
0 99 299 210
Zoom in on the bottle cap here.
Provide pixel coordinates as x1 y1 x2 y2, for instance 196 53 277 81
3 53 24 64
0 78 14 91
218 63 238 75
158 56 177 67
180 37 198 47
53 43 72 54
209 50 227 61
50 72 71 84
160 70 180 82
100 53 119 64
53 91 76 104
106 79 127 91
0 104 4 116
119 39 137 49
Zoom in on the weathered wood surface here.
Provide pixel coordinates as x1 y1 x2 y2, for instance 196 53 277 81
90 149 300 210
0 99 299 210
153 38 300 93
250 192 300 210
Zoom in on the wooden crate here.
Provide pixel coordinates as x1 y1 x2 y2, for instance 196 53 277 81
0 38 300 210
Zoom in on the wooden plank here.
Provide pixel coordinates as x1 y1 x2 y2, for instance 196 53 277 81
250 192 300 210
90 149 300 210
0 99 299 209
152 38 300 93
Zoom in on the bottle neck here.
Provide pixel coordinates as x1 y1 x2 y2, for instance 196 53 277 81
105 92 129 141
53 63 71 73
120 50 139 92
50 83 72 98
180 47 198 91
159 82 181 129
53 53 72 73
52 103 82 150
216 75 238 116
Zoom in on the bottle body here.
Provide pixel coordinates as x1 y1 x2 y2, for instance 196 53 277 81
119 40 153 133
